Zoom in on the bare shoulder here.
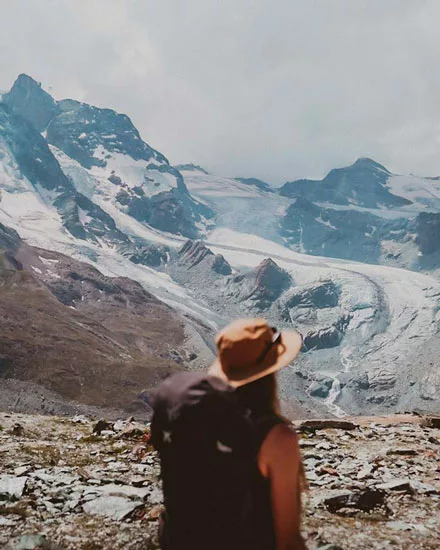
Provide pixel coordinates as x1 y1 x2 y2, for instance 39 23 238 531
266 423 299 453
259 423 300 476
267 422 298 444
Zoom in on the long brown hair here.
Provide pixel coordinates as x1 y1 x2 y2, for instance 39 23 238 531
235 373 281 417
236 373 308 492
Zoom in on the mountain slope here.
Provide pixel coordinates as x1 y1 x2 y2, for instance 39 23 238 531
0 223 191 417
280 197 411 264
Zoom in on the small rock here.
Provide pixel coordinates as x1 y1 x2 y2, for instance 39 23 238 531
323 488 386 513
376 479 414 493
303 452 324 460
87 479 102 485
146 505 164 521
334 507 360 517
317 466 339 477
113 420 126 432
410 481 440 495
386 448 417 456
120 425 144 439
387 521 416 531
93 419 114 435
72 415 89 424
14 466 31 477
299 440 316 448
131 476 151 488
9 424 24 437
0 475 28 500
298 420 358 432
421 416 440 429
83 483 150 500
315 442 336 451
83 495 143 521
357 464 374 480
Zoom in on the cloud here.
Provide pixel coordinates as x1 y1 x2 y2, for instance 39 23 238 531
1 0 440 183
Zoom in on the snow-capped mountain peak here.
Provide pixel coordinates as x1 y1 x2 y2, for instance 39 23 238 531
2 73 56 132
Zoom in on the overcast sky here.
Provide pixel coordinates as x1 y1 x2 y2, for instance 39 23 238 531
1 0 440 183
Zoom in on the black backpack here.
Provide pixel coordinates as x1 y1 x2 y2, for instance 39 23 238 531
150 371 281 550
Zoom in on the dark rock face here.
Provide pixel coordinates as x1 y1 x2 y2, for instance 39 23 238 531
303 325 345 352
308 381 331 398
46 99 167 170
415 212 440 254
278 281 344 349
285 280 340 309
116 185 210 239
281 194 440 269
177 240 232 275
116 188 152 221
0 223 21 253
281 197 410 264
0 103 72 194
127 244 169 268
247 258 292 308
179 240 213 267
108 173 123 185
280 158 412 208
211 253 232 275
60 191 131 245
149 191 197 238
2 74 56 132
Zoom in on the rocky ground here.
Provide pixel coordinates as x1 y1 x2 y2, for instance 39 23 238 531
0 412 439 550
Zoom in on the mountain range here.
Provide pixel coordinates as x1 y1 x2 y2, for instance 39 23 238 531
0 74 439 419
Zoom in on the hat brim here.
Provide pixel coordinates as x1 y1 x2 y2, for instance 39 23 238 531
208 330 303 388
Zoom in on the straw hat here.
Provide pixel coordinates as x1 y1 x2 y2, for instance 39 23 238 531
209 318 303 388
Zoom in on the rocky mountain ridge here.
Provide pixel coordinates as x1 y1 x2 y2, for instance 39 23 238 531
1 73 440 420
